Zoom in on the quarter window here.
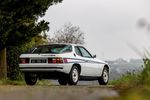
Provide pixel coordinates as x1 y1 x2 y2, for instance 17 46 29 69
78 47 92 58
75 47 82 56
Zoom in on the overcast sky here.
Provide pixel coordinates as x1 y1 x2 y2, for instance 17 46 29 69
42 0 150 60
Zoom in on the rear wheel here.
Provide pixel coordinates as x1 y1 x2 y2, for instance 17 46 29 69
98 67 109 85
58 79 68 85
68 66 79 85
25 73 37 85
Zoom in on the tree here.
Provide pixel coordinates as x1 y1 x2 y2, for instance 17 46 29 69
49 23 85 44
0 0 62 79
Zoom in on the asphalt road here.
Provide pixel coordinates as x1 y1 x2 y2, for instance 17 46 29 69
0 85 118 100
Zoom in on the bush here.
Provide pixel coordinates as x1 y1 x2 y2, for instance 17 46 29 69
140 59 150 85
110 72 141 87
7 46 23 80
110 59 150 87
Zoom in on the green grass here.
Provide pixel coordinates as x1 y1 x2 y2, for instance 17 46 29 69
37 80 52 86
119 86 150 100
109 59 150 86
0 79 25 85
106 59 150 100
109 73 141 87
0 79 52 85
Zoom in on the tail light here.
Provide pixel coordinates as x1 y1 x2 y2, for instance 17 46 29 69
48 57 63 64
20 58 29 64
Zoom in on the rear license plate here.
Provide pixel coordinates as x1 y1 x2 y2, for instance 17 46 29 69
31 59 47 63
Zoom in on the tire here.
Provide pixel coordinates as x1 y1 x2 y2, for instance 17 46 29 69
98 67 109 85
25 73 37 85
58 79 68 85
68 66 79 85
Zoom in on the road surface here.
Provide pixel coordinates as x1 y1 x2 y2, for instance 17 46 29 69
0 85 118 100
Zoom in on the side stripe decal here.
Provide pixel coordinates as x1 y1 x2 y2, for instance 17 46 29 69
64 58 105 64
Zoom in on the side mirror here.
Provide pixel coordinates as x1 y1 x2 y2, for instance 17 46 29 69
93 55 96 58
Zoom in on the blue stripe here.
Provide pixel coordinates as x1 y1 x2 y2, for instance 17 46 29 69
64 58 105 64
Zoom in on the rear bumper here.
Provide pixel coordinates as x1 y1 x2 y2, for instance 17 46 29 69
19 63 72 74
24 71 69 79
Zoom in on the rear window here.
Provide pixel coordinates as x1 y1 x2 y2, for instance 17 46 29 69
28 44 72 54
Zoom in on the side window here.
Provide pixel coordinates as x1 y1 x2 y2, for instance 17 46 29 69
75 46 82 56
78 47 92 58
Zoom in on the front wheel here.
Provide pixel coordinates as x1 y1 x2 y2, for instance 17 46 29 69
68 66 79 85
24 73 37 85
98 67 109 85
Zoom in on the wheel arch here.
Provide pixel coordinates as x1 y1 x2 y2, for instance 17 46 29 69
72 63 81 75
99 64 110 76
98 64 110 85
104 64 109 72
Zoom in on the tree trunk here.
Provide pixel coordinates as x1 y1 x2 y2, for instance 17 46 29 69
0 48 7 79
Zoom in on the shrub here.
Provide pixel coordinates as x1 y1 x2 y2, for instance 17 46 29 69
7 46 23 80
110 72 140 87
110 59 150 87
140 59 150 85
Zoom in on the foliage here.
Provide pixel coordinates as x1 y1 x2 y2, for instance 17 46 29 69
0 0 62 79
0 79 51 85
120 87 150 100
37 80 52 86
7 35 48 80
107 59 150 100
104 86 150 100
0 79 25 85
110 59 150 89
19 35 48 52
49 23 85 44
109 72 141 87
140 59 150 85
7 46 22 80
0 0 62 50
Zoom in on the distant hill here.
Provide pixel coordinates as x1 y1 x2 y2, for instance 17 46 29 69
106 58 144 80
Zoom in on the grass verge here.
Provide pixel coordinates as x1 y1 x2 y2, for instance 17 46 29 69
106 59 150 100
0 79 52 86
0 79 25 85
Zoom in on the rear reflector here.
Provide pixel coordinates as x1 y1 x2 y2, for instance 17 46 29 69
20 58 29 64
48 57 63 64
63 58 68 63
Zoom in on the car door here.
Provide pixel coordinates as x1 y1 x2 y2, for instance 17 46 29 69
77 46 100 76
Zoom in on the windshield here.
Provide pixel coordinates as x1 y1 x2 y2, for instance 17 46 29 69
29 44 72 54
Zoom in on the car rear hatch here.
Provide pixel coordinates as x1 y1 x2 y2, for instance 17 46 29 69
20 44 72 64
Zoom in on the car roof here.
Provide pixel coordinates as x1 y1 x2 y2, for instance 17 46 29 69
40 43 83 47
